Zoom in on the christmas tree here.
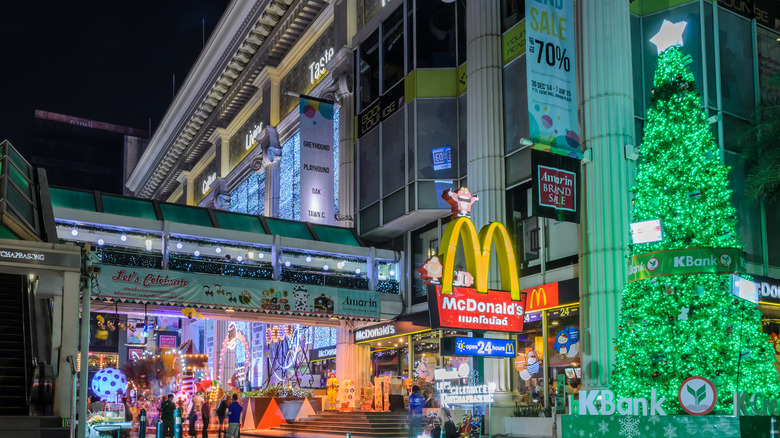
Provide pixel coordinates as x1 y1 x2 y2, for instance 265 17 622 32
610 21 780 413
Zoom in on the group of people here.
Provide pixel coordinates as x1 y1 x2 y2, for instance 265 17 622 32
157 393 243 438
408 385 458 438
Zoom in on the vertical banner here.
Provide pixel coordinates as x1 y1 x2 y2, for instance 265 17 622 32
531 149 580 223
526 0 580 157
299 97 335 225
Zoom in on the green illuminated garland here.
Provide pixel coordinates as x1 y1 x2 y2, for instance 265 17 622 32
610 46 780 413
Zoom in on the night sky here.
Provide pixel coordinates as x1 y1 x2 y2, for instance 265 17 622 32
0 0 229 154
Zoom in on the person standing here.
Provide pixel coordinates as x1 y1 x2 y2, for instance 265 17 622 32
226 394 243 438
188 402 198 437
160 394 175 438
201 398 211 438
407 386 424 438
216 396 228 438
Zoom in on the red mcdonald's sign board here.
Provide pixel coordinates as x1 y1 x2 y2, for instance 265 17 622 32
522 282 559 311
428 285 527 333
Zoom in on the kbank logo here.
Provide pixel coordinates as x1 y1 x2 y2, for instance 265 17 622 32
678 376 717 415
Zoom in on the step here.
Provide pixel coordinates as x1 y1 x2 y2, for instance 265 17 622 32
243 431 408 438
276 423 407 432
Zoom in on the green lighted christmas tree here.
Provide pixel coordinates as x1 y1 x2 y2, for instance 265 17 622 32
610 21 780 413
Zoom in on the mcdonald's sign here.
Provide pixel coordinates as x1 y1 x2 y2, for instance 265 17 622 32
438 217 521 301
522 282 560 311
427 215 526 332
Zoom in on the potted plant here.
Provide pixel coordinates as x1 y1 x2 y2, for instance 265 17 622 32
504 403 554 438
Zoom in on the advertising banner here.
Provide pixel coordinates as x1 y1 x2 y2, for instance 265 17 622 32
442 337 516 358
93 264 381 320
428 285 526 333
628 247 747 282
531 149 580 223
526 0 580 157
299 97 335 225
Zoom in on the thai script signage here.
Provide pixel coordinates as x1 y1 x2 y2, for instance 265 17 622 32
429 285 525 333
93 264 381 320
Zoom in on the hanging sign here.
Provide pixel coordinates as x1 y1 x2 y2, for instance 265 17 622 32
442 337 516 358
525 0 580 157
93 264 381 320
436 381 497 408
428 285 526 333
628 247 747 282
309 346 337 362
299 96 336 225
531 149 580 223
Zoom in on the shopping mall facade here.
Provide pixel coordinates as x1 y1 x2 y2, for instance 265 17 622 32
4 0 780 436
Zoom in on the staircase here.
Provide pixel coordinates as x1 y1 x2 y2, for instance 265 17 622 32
0 416 69 438
245 411 410 438
0 273 29 416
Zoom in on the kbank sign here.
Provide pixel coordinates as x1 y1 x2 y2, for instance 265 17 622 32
628 247 746 282
578 377 717 416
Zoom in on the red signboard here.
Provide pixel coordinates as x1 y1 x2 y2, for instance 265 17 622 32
538 165 576 211
428 285 526 333
158 334 177 349
522 281 560 312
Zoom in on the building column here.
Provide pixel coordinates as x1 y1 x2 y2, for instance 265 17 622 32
578 0 634 389
264 161 281 218
335 326 370 404
54 271 80 418
466 0 505 232
337 85 354 227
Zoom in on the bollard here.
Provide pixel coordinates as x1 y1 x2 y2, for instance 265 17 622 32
772 417 779 437
346 434 351 438
440 427 446 438
138 409 147 438
156 419 163 438
174 408 183 438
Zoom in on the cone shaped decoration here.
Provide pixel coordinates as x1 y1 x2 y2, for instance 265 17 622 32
294 397 317 421
256 398 287 429
610 41 780 412
243 399 256 429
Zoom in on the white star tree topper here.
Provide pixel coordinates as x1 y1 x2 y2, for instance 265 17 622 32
650 20 687 54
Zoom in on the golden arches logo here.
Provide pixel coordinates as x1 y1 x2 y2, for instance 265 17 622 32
438 217 520 301
528 287 547 309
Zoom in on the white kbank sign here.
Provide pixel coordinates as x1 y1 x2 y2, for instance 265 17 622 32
577 389 667 416
577 377 717 417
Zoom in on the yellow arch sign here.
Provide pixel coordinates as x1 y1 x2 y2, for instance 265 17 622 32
438 217 520 301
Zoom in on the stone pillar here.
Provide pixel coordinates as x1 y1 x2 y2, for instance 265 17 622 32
264 161 281 218
335 327 370 402
466 0 505 232
54 271 80 418
578 0 634 389
337 86 354 227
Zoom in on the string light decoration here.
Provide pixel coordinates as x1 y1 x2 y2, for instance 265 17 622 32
610 41 780 413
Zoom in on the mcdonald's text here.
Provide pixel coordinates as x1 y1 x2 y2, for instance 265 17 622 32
431 285 526 333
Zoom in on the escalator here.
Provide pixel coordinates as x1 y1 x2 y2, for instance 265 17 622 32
0 273 30 415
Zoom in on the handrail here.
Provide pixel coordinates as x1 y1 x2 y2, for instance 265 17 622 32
21 276 33 405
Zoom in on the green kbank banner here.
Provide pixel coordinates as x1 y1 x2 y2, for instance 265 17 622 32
92 264 381 320
628 247 746 282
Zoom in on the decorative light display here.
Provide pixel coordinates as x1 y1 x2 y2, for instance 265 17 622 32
229 169 265 216
313 326 337 349
218 328 251 383
91 368 127 402
610 41 780 413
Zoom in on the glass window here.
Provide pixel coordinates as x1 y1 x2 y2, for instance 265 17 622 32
719 10 755 118
383 6 405 92
411 220 440 304
264 217 313 240
725 151 764 263
407 0 414 73
160 204 213 227
359 128 380 209
214 211 265 235
546 219 578 262
458 93 467 177
416 0 456 68
757 28 780 103
457 0 466 65
312 225 360 246
500 0 524 33
279 132 301 221
516 316 545 405
416 99 458 180
50 187 96 211
383 109 406 196
504 56 529 154
360 30 380 111
767 200 780 266
547 307 581 405
507 184 542 275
